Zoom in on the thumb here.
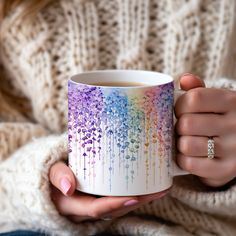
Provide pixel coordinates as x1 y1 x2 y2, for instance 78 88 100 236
49 161 76 196
180 73 205 91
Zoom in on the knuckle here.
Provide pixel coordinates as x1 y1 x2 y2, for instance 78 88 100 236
187 88 202 107
226 91 236 109
177 114 192 134
178 136 191 155
87 208 100 218
229 117 236 133
49 165 58 182
226 161 236 178
181 156 194 172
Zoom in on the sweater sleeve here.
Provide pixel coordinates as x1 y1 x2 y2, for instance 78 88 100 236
0 133 110 235
0 75 109 235
205 77 236 90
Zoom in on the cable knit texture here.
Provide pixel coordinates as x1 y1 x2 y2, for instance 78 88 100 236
0 0 236 235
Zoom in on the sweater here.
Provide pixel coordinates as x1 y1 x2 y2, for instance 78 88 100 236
0 0 236 235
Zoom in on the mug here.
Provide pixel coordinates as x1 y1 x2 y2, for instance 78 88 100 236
68 70 188 196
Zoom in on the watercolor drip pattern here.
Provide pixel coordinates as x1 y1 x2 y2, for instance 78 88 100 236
68 81 174 192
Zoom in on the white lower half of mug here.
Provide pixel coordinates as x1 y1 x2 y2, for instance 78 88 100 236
69 142 188 196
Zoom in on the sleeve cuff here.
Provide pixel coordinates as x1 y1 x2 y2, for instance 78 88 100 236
171 175 236 217
0 133 110 235
205 77 236 90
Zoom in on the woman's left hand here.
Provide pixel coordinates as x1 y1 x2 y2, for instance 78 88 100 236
175 74 236 187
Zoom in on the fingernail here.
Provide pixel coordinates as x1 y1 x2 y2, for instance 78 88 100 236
181 73 194 77
124 199 139 207
181 73 201 80
61 177 71 195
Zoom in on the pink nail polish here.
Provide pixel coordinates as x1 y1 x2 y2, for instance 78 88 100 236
61 177 71 195
124 199 139 207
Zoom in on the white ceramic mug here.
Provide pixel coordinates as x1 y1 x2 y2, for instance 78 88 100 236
68 70 188 196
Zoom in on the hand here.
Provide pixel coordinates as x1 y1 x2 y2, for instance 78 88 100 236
49 161 169 223
175 74 236 187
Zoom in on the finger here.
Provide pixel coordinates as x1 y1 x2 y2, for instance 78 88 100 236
52 189 96 217
176 113 224 136
99 189 170 219
176 154 236 180
87 196 139 218
180 73 205 90
55 191 139 218
49 161 76 196
177 136 236 158
175 88 236 117
199 177 235 188
177 136 222 157
222 134 236 156
67 215 95 223
137 188 170 202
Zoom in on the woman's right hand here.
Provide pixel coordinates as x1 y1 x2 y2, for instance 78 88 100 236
49 161 169 223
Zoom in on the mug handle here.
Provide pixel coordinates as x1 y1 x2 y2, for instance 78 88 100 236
172 89 189 176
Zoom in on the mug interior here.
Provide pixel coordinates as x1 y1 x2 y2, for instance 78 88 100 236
70 70 173 87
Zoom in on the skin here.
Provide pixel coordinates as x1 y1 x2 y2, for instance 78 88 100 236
49 161 169 223
175 74 236 187
49 74 236 222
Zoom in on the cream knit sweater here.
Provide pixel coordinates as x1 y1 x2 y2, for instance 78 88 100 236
0 0 236 235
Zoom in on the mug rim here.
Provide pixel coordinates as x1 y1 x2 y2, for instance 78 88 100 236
69 70 173 88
